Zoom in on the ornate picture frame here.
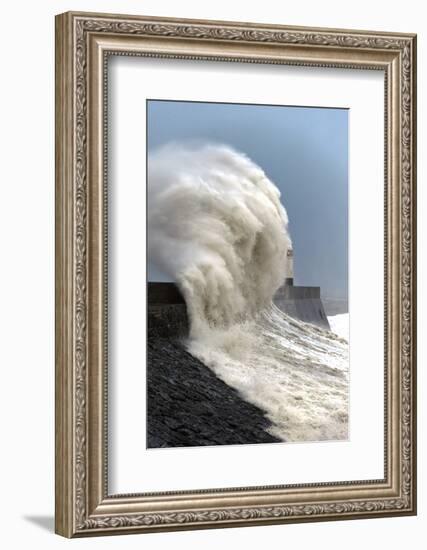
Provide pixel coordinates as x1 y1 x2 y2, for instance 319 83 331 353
55 11 417 537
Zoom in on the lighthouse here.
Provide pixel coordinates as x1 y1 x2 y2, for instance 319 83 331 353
285 248 294 286
273 247 330 330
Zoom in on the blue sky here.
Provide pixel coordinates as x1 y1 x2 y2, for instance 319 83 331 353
147 100 348 301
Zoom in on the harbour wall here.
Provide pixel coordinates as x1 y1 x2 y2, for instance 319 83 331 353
273 284 330 330
148 282 330 336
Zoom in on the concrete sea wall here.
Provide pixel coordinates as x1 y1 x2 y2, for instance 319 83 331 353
273 284 330 330
148 282 330 334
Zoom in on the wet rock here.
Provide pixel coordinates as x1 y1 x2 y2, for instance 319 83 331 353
147 337 281 448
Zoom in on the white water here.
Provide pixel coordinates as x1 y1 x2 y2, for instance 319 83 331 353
328 313 350 342
148 143 349 442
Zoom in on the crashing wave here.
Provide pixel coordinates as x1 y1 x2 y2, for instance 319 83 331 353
148 142 348 442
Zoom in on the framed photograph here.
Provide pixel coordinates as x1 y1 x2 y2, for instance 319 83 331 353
55 11 417 537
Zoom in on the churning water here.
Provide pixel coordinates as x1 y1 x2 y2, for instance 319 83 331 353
148 143 349 442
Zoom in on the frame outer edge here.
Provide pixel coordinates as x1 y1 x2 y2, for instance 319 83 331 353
54 10 417 537
62 10 416 40
409 34 417 514
55 12 76 538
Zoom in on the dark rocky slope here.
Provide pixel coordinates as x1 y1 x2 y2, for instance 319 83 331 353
147 336 281 448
